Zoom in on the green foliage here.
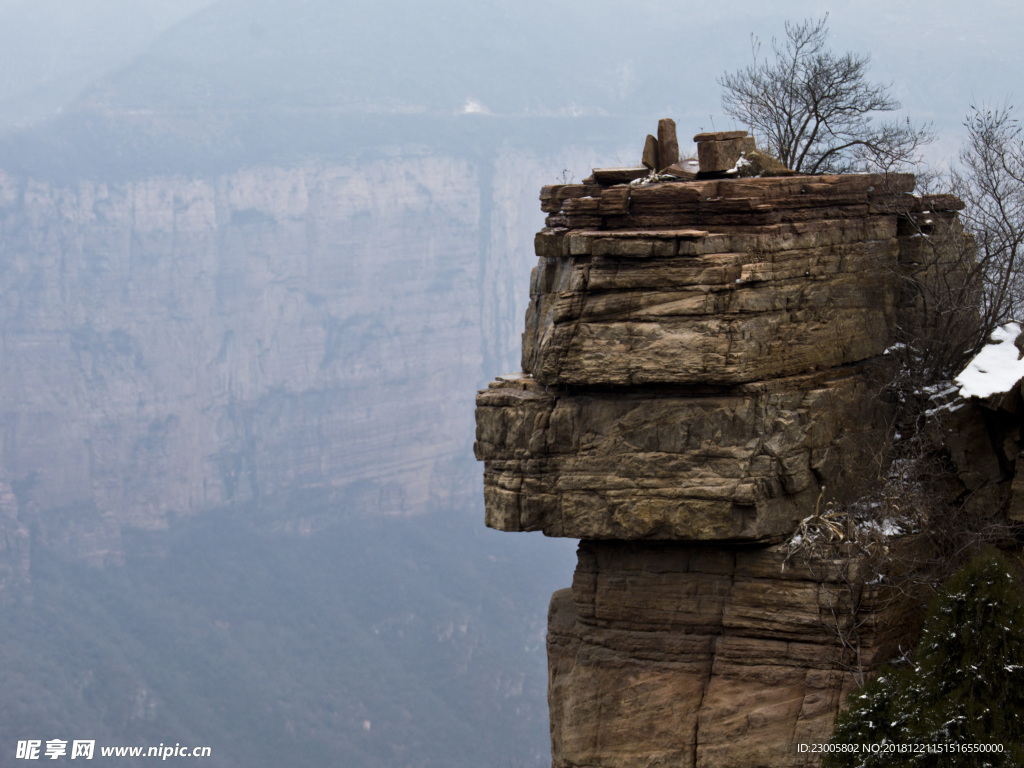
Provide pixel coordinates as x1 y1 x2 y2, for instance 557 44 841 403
825 552 1024 768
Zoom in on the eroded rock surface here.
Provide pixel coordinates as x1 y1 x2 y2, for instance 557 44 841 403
523 175 910 387
478 172 916 541
548 541 917 768
477 368 885 540
474 128 975 768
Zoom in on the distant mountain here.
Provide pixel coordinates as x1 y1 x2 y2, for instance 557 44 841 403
71 0 693 117
0 0 215 131
3 0 1024 167
0 0 744 179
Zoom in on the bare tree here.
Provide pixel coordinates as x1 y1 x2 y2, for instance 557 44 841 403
888 104 1024 394
951 103 1024 329
719 16 932 174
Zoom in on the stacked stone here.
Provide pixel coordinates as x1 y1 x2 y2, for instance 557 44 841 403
474 130 957 768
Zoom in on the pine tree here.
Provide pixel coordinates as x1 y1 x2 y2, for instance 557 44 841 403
825 552 1024 768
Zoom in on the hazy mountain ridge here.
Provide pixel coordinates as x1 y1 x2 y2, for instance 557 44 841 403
4 0 1020 153
0 500 570 767
71 0 679 117
0 0 216 131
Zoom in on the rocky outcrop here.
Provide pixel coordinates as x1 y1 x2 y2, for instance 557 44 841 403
523 175 909 388
935 324 1024 518
694 130 756 174
477 368 884 541
481 169 921 542
474 129 984 767
548 541 918 768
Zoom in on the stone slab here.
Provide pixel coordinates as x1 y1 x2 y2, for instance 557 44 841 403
658 118 679 170
698 136 756 173
694 130 749 142
642 134 659 170
590 167 648 184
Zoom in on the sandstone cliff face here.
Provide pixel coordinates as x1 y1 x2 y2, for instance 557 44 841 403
477 369 883 540
523 177 906 387
474 134 982 767
548 541 914 768
0 143 599 571
478 173 918 543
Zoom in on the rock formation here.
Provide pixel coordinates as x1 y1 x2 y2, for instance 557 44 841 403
475 128 1024 767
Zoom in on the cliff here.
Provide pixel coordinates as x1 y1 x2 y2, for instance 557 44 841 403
0 160 477 552
475 127 1024 767
478 170 915 544
0 141 604 579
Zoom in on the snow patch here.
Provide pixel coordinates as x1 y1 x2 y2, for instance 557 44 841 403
955 322 1024 398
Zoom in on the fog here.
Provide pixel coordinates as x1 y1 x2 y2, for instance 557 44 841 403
0 1 1018 765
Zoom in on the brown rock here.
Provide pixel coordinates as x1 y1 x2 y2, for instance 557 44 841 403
698 135 757 173
475 369 888 540
658 118 679 171
522 217 901 387
542 174 915 232
599 187 630 216
664 160 699 180
526 173 918 389
642 134 659 170
591 167 648 185
548 540 920 768
694 130 750 142
735 148 794 177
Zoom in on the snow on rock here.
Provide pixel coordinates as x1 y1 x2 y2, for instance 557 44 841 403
955 323 1024 399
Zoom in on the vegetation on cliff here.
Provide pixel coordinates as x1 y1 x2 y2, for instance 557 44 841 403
826 551 1024 767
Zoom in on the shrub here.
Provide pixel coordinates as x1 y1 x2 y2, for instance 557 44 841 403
825 551 1024 767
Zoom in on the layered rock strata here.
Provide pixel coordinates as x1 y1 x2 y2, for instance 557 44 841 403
524 174 911 389
548 541 919 768
474 131 969 767
482 172 919 542
477 368 884 541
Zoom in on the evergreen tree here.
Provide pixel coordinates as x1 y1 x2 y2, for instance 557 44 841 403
825 552 1024 768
